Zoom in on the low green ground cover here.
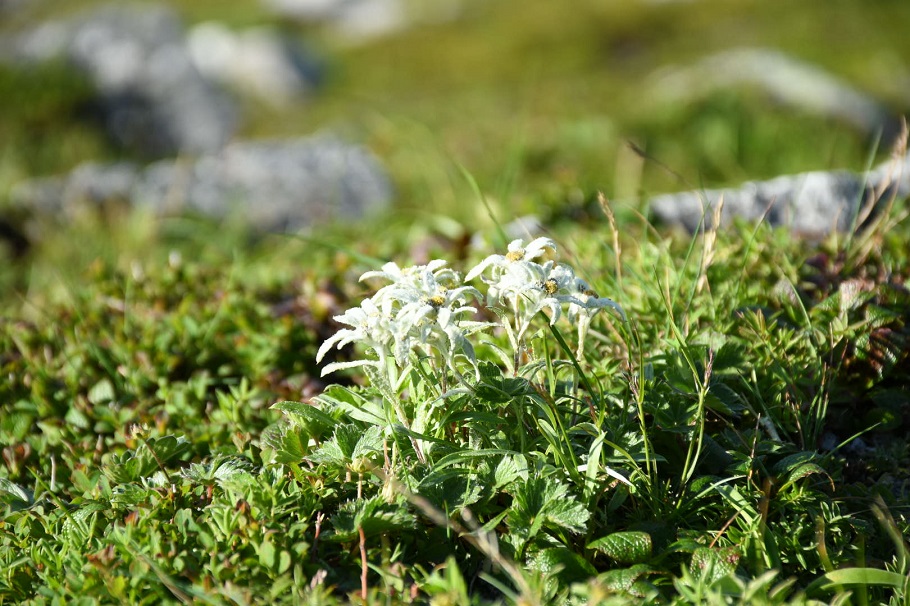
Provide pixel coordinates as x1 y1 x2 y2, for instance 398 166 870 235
1 191 908 603
2 0 909 603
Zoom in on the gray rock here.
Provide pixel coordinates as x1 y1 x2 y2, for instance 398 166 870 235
262 0 461 44
648 47 898 139
11 136 393 233
649 153 910 236
187 22 322 107
8 3 237 156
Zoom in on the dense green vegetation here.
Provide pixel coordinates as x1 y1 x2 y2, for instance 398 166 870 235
1 0 909 603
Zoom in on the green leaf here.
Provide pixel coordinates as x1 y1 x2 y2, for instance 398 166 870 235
528 547 597 584
261 423 309 464
417 470 482 512
271 400 337 439
704 382 746 415
433 448 519 470
779 463 831 491
87 378 116 405
145 435 193 463
307 424 381 471
494 455 529 491
772 451 819 475
64 405 91 430
690 546 740 584
258 539 277 569
312 385 385 425
102 435 191 483
806 567 907 596
0 478 32 508
473 361 534 403
0 409 34 441
328 497 417 542
598 564 658 593
111 483 155 507
587 531 652 564
508 476 589 546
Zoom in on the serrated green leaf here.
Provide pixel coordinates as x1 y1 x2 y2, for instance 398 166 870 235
528 547 597 584
351 425 383 459
145 435 192 463
102 435 191 483
509 476 589 544
307 424 381 470
473 361 534 403
328 497 417 542
261 423 309 464
690 546 740 583
417 470 482 512
62 501 108 543
588 531 652 564
598 564 658 592
494 454 529 490
111 483 155 506
316 388 386 425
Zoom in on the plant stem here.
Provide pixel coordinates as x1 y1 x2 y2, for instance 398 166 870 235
359 526 368 602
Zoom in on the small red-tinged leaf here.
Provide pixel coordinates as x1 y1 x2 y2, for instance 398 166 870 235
690 547 740 583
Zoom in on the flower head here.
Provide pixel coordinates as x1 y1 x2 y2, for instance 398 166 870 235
361 260 459 290
316 298 393 375
319 260 485 378
465 237 556 282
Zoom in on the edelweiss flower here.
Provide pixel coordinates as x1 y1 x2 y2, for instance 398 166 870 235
361 260 459 289
525 263 585 326
566 277 626 359
566 278 626 324
383 276 482 368
316 298 393 375
319 260 486 379
464 237 557 282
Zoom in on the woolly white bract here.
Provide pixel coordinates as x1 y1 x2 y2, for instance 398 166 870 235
318 239 625 380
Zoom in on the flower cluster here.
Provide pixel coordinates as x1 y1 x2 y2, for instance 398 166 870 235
317 238 625 380
465 237 625 359
316 261 485 379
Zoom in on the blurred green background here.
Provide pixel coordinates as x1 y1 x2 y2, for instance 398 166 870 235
0 0 908 300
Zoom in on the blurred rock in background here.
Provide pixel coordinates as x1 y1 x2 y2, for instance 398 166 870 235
262 0 461 44
0 1 395 242
7 3 238 157
187 22 324 108
649 151 910 237
648 47 900 141
11 136 393 233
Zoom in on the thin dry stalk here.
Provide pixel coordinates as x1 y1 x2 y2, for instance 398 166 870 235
696 195 724 296
598 192 623 289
